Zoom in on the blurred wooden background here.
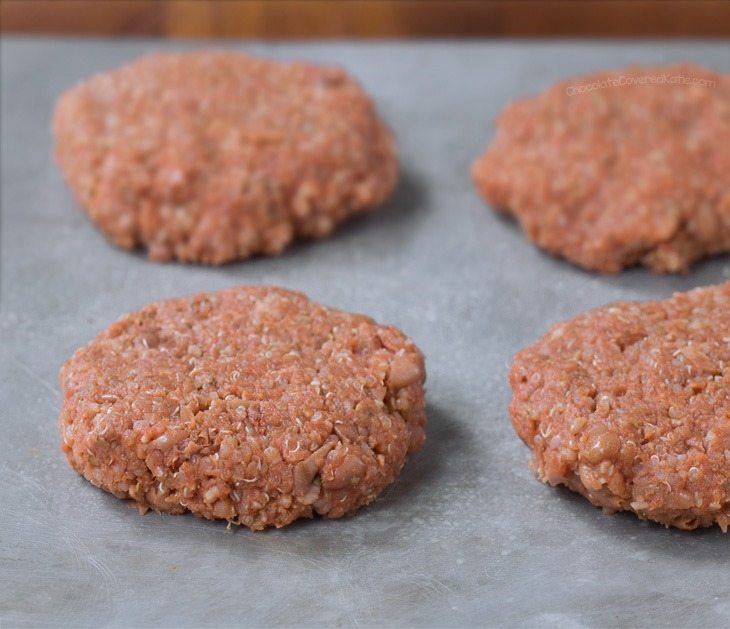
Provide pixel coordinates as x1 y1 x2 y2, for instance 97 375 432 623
2 0 729 38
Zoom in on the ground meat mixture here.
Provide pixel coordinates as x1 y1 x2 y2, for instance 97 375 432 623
59 286 426 530
53 51 397 264
473 64 730 273
510 282 730 531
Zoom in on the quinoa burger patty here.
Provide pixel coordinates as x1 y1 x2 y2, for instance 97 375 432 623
53 51 397 264
472 64 730 273
59 286 426 530
510 282 730 531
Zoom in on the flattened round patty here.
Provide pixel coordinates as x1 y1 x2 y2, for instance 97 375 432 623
53 51 397 264
473 64 730 273
510 282 730 531
59 286 426 530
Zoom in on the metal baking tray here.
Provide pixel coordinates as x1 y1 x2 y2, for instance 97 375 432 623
1 37 729 628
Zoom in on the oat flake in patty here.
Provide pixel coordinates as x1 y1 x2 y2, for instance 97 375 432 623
59 286 426 530
54 51 397 264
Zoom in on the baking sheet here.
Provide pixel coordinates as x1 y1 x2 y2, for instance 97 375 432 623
1 37 729 628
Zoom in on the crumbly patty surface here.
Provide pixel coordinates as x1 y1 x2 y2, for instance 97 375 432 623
59 286 426 530
53 51 397 264
510 282 730 531
473 64 730 273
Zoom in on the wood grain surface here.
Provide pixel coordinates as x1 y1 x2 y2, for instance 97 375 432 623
2 0 729 38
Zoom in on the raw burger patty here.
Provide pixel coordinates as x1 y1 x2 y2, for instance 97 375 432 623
510 282 730 531
472 64 730 273
53 51 397 264
59 286 426 530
